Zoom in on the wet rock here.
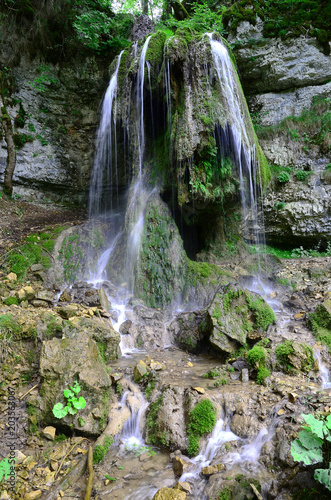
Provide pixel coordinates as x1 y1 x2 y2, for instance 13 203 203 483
31 300 49 308
59 289 71 302
134 360 148 382
201 463 226 475
241 368 249 383
230 413 260 438
119 320 132 335
152 487 186 500
168 310 212 353
35 290 54 302
150 361 166 371
55 304 78 319
39 331 111 435
172 456 192 476
173 482 191 494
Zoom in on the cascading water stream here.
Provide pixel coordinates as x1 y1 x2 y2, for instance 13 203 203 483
89 51 124 218
314 348 331 389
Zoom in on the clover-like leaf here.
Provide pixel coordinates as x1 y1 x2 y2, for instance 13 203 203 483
291 439 323 465
314 467 331 491
298 428 323 450
72 396 86 410
64 389 74 399
0 458 15 481
302 413 324 439
67 404 77 415
52 402 68 419
71 381 81 395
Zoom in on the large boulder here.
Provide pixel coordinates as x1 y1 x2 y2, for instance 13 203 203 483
168 310 213 353
39 331 112 436
208 284 276 355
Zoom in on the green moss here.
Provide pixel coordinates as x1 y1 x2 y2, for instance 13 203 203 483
3 296 19 306
0 314 22 339
93 436 113 464
146 31 167 68
186 259 225 287
247 345 267 367
246 294 276 330
97 341 107 363
218 487 232 500
275 340 294 368
146 396 163 446
187 399 217 457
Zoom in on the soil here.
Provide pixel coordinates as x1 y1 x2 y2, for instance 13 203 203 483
0 194 87 254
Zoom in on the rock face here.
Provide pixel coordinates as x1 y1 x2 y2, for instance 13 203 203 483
39 331 112 435
0 53 108 203
231 33 331 94
263 172 331 246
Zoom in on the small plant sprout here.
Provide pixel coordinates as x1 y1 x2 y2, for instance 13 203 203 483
0 458 16 481
52 381 86 419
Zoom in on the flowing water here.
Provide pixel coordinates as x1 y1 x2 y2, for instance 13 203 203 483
83 34 331 500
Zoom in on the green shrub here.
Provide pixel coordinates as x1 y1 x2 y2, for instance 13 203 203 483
247 345 266 367
93 436 113 464
275 340 294 367
294 170 311 181
256 367 270 385
277 171 290 183
187 399 217 457
3 296 19 306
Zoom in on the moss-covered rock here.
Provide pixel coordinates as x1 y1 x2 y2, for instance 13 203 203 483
38 331 112 436
308 300 331 353
136 193 187 308
208 284 275 355
275 340 314 373
168 310 213 353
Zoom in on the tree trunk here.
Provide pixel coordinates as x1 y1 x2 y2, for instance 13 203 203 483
141 0 149 15
0 89 16 196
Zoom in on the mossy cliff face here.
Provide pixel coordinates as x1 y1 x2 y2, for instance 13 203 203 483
113 30 269 257
135 193 187 308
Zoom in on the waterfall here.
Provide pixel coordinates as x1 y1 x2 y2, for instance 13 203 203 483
207 34 265 251
89 51 124 218
314 348 331 389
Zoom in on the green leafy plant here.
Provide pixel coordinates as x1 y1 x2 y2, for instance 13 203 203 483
277 171 290 183
29 65 59 92
105 474 116 481
93 436 113 464
294 170 311 181
291 413 331 492
247 345 270 385
52 381 86 419
0 458 15 481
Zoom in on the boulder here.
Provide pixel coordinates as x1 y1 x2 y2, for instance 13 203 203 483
39 331 112 435
168 310 213 353
208 284 275 355
152 488 186 500
134 360 148 382
172 456 192 477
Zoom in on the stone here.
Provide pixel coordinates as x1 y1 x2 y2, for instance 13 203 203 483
24 492 42 500
59 290 71 302
173 482 191 494
31 300 49 308
241 368 249 383
208 284 275 355
55 305 78 319
0 492 11 499
193 387 205 394
35 290 54 302
15 450 27 464
16 289 27 301
23 286 35 300
134 360 148 382
150 361 166 371
152 488 186 500
98 287 110 312
39 332 111 435
201 463 226 475
31 264 44 272
131 14 155 41
43 426 56 440
119 320 132 335
168 310 213 353
172 456 192 476
6 272 17 281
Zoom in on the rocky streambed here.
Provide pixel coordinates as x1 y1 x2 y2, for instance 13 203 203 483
0 245 331 500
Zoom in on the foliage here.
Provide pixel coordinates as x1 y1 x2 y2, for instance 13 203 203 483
187 399 216 456
291 413 331 492
275 340 294 368
146 396 164 446
223 0 331 43
308 304 331 353
93 435 113 464
0 458 15 481
295 170 311 181
163 2 225 35
29 64 59 92
277 171 290 183
52 381 86 419
247 345 270 385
